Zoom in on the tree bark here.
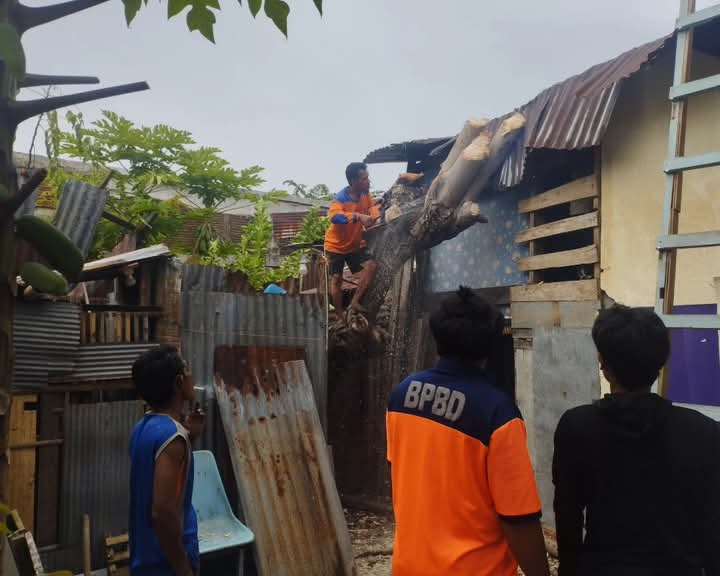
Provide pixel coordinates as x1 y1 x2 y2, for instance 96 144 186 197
347 113 526 339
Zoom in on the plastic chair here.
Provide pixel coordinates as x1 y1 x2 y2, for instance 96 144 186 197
192 450 254 556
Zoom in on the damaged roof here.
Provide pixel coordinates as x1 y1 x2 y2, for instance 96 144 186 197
364 30 689 187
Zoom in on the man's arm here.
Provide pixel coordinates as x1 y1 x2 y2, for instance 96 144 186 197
328 200 358 225
487 417 550 576
502 519 550 576
553 413 584 576
152 437 193 576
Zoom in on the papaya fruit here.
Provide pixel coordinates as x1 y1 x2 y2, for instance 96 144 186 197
19 262 69 295
15 216 83 282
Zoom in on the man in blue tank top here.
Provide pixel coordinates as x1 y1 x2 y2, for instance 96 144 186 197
130 346 204 576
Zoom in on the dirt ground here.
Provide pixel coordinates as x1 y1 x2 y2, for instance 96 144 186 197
347 508 394 576
346 508 559 576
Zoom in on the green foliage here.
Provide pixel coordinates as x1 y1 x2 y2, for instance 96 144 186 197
201 203 328 290
44 110 274 260
282 179 333 201
123 0 322 41
264 0 290 37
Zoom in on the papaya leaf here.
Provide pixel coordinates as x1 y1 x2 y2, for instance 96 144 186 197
248 0 262 16
168 0 192 18
187 4 217 43
123 0 143 24
264 0 289 37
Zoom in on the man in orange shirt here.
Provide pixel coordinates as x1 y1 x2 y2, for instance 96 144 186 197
324 162 380 322
386 287 550 576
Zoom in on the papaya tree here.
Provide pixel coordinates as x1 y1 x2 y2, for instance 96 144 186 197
45 110 278 259
0 0 323 555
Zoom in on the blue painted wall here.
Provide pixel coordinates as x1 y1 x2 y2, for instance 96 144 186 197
429 185 530 292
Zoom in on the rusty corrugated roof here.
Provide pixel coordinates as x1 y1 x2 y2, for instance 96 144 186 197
373 35 672 187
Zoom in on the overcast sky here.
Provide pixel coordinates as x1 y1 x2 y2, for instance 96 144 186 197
14 0 716 193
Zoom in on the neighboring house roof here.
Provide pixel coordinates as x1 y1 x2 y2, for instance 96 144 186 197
365 23 720 188
365 137 454 165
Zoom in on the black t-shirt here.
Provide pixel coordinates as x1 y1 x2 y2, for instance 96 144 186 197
553 393 720 576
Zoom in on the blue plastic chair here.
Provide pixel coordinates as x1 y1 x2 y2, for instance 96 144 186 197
192 450 255 556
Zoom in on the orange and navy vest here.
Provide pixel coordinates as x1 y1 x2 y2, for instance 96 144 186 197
386 358 542 576
324 187 379 255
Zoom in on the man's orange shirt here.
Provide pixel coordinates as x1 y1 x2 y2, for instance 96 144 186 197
324 187 380 255
386 359 542 576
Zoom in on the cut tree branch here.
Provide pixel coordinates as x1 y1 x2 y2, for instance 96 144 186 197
441 117 488 172
465 112 526 202
8 82 150 126
12 0 112 34
0 168 47 221
20 73 100 88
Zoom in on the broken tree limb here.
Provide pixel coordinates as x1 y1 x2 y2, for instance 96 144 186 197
464 112 526 202
440 117 489 172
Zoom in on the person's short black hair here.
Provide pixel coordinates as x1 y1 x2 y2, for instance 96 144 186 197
345 162 367 185
429 286 503 362
592 305 670 390
132 345 185 409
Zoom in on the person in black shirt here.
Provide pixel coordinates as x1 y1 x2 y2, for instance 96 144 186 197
553 305 720 576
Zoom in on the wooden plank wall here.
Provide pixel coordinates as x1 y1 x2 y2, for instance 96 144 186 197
9 395 38 531
511 174 601 329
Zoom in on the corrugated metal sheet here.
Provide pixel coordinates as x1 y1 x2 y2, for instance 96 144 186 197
69 343 159 382
53 179 110 259
181 291 328 430
82 244 170 274
181 263 226 292
13 301 81 389
213 356 354 576
371 36 671 188
58 400 144 572
448 36 669 186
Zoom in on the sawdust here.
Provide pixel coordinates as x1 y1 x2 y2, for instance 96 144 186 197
347 508 559 576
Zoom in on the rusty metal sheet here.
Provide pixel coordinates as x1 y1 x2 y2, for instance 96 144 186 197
181 291 328 430
213 350 355 576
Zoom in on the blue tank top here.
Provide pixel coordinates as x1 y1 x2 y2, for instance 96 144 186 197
129 413 199 575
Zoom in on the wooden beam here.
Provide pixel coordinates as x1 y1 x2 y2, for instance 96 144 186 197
519 175 597 214
511 280 598 302
8 395 37 533
515 211 597 243
511 301 599 329
518 245 598 272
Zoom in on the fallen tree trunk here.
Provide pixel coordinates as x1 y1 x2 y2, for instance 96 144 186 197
363 114 525 323
331 113 525 351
